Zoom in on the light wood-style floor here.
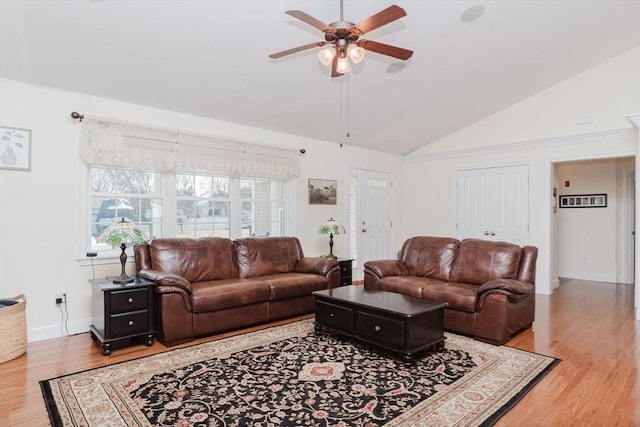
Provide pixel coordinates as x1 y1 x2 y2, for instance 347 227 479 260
1 278 638 426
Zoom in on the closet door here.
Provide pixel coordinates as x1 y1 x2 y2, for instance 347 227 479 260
456 165 529 245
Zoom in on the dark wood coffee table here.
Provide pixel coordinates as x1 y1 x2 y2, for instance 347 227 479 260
313 286 446 361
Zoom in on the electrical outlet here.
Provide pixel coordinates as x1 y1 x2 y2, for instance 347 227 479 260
55 292 65 305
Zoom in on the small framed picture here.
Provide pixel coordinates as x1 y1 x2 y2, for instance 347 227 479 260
0 126 31 171
308 178 337 205
559 194 607 208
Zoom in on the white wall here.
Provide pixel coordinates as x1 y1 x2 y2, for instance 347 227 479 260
0 79 403 342
412 46 640 154
555 158 634 282
403 46 640 295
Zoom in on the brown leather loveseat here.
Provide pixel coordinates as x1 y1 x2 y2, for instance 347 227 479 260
364 237 538 345
135 236 339 346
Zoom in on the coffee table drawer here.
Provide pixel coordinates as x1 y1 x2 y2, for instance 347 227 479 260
316 300 354 332
356 311 404 348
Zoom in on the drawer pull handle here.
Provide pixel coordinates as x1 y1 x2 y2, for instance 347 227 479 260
128 297 134 303
374 325 381 332
128 320 134 327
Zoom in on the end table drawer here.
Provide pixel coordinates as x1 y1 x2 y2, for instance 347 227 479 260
109 310 149 337
356 311 405 347
316 300 353 332
109 288 149 313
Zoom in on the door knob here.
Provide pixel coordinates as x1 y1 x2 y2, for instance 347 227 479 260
490 231 495 236
484 231 489 236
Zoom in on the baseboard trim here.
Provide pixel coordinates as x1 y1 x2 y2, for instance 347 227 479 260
27 320 91 343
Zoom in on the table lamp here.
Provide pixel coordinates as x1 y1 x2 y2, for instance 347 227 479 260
97 217 146 284
317 217 346 259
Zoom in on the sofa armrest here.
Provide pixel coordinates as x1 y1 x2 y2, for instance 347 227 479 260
295 257 338 276
363 260 409 278
477 278 534 308
138 269 192 294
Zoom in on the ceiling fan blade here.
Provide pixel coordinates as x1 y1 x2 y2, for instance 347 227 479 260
357 39 413 60
353 5 407 35
285 10 336 33
331 54 344 78
269 41 328 59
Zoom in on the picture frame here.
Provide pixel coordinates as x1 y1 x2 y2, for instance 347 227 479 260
308 178 337 205
559 193 607 208
0 126 31 171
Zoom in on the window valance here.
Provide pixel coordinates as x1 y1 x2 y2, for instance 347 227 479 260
80 117 299 179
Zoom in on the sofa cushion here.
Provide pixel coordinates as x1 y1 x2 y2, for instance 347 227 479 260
149 237 237 283
420 282 479 312
235 237 303 279
256 273 329 300
190 279 270 313
400 236 459 281
449 239 522 285
378 276 447 299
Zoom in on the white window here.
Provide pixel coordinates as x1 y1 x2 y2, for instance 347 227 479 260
80 117 299 256
89 167 163 251
86 167 290 254
241 178 285 238
176 173 231 239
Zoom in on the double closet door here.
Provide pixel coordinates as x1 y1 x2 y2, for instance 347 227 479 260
455 164 529 246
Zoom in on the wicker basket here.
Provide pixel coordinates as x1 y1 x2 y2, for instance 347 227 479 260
0 294 27 363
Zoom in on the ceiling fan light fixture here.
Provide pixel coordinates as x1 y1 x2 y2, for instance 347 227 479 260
347 45 365 64
336 55 350 74
317 46 336 66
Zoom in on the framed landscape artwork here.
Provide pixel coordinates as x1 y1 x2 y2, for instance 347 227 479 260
0 126 31 171
308 178 337 205
559 194 607 208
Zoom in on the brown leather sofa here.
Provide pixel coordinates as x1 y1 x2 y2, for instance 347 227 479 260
363 237 538 345
135 236 340 346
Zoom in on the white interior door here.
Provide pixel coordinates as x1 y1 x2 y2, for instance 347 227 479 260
350 168 393 280
456 165 529 245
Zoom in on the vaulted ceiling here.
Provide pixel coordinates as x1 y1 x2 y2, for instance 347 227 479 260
2 1 639 155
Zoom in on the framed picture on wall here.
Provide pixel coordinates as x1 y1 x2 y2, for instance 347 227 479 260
308 178 337 205
0 126 31 171
559 194 607 208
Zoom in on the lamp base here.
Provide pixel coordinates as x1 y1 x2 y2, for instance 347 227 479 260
323 254 337 259
109 242 134 284
109 274 135 285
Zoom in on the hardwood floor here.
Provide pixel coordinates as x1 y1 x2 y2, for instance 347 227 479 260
1 279 638 426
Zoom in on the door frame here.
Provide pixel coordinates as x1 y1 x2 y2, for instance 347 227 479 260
548 153 637 313
347 165 394 281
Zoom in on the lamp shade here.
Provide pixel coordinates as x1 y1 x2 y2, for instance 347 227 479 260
317 47 336 66
347 45 365 64
97 217 146 247
318 217 345 236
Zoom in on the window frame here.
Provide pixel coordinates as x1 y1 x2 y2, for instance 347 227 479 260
79 163 294 260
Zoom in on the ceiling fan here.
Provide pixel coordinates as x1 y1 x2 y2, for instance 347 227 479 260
269 0 413 77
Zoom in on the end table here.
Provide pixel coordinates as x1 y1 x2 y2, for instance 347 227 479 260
337 258 354 287
89 277 155 356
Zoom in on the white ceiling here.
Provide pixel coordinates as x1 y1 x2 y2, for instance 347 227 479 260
2 1 640 155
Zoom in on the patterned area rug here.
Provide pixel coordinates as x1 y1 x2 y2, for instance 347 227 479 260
40 319 558 426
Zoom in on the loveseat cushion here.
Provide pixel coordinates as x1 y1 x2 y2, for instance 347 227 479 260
235 237 303 279
190 279 270 313
377 276 446 299
449 239 522 285
400 236 459 281
420 282 479 312
149 237 237 283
